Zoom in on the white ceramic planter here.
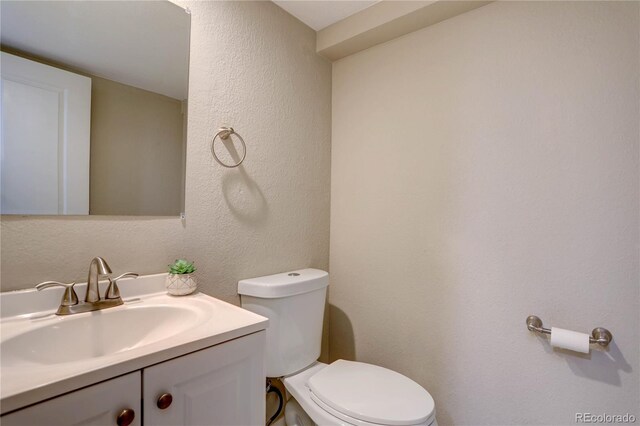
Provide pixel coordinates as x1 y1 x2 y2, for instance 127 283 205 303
166 273 197 296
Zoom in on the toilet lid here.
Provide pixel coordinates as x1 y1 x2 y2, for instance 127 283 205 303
307 360 435 426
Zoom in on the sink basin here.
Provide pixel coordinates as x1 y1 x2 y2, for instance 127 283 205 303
2 304 201 365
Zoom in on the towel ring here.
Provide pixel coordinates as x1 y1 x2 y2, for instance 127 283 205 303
211 127 246 168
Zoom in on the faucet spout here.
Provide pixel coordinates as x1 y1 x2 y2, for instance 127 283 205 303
86 257 112 303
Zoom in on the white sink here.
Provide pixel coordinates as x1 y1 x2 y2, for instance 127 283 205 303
2 304 202 365
0 273 269 415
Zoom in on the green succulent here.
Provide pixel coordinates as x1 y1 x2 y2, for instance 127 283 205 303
168 259 196 275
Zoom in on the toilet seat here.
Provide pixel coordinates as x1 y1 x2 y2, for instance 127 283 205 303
309 392 435 426
308 360 435 426
284 361 436 426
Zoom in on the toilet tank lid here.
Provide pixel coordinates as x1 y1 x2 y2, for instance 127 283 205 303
238 269 328 298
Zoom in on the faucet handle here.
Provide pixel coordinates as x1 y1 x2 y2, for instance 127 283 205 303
35 281 79 307
113 272 139 281
105 273 139 300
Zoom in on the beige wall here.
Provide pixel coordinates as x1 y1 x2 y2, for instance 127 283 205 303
1 0 331 323
89 77 184 216
330 2 639 425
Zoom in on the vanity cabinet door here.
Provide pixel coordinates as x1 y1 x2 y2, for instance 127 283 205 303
143 331 265 426
2 372 141 426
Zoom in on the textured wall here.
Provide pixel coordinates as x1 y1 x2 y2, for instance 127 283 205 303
330 2 639 425
1 0 331 311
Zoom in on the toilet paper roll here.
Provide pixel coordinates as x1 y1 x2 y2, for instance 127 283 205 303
550 327 590 353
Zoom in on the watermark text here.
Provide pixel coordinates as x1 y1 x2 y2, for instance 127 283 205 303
576 413 636 424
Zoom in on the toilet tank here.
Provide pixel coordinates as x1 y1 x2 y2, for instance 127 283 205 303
238 269 328 378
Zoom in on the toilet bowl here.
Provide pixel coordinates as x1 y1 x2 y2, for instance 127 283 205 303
284 362 437 426
238 269 437 426
284 397 314 426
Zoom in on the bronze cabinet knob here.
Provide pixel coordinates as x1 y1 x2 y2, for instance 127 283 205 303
116 408 135 426
157 393 173 410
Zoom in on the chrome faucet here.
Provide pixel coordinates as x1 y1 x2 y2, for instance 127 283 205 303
35 257 138 315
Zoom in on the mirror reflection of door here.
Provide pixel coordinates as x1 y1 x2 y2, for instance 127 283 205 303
1 52 91 215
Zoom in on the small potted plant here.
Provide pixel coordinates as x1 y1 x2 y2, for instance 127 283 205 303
166 259 197 296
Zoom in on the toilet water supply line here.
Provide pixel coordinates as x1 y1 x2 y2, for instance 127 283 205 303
266 379 284 426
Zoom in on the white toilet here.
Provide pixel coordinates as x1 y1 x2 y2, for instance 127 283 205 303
238 269 437 426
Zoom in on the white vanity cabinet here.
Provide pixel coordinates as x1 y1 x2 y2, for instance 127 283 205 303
144 330 265 426
2 332 265 426
2 372 141 426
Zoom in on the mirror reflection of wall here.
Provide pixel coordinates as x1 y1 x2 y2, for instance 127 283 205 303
0 1 190 216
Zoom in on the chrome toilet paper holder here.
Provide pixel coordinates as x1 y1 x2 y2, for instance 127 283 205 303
526 315 613 347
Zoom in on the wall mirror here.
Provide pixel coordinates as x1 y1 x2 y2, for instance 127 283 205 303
0 1 190 216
